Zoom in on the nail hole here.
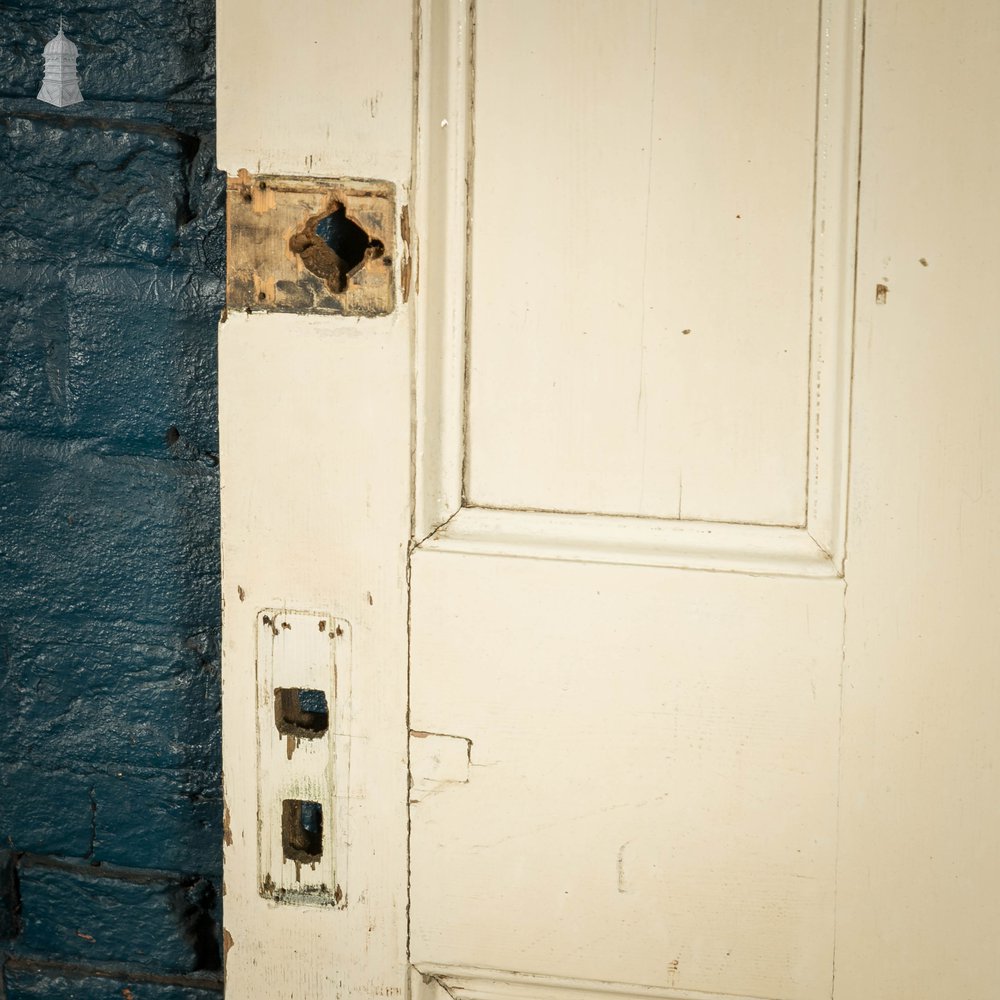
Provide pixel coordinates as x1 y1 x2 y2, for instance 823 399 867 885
282 799 322 863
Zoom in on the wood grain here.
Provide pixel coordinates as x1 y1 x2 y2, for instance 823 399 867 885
226 172 395 316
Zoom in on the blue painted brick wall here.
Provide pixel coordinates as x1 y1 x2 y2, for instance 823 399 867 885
0 1 224 994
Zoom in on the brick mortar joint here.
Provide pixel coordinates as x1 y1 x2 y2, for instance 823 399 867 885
16 853 217 888
3 953 224 991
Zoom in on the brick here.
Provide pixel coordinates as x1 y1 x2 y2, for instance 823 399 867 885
91 770 221 877
3 627 220 774
0 117 188 268
0 2 216 105
0 762 221 879
0 442 219 632
0 444 220 774
3 964 222 1000
0 263 222 454
0 851 17 939
0 764 94 859
15 861 220 973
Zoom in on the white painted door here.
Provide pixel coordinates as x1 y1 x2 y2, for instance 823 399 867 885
216 3 1000 1000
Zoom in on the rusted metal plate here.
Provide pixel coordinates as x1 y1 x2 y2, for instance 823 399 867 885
226 170 395 316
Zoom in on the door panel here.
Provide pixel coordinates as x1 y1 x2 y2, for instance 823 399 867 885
466 0 821 525
410 555 842 998
415 0 861 570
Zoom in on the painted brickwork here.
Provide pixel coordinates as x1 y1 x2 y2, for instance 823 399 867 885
0 3 225 995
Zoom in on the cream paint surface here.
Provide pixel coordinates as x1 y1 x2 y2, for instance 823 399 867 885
834 1 1000 997
217 1 1000 998
216 0 413 178
409 552 843 999
218 314 411 1000
217 0 415 992
217 0 414 986
465 0 819 526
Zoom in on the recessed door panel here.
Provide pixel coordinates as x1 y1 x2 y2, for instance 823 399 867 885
467 0 821 526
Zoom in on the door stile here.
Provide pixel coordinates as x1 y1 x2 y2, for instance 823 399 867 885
217 2 417 996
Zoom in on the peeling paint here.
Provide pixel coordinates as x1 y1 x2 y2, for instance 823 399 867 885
409 731 473 803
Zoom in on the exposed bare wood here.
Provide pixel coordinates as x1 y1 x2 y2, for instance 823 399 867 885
226 173 395 316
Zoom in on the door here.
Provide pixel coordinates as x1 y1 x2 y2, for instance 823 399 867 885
216 3 1000 1000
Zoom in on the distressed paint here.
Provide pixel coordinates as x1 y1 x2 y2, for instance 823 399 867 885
255 609 351 906
412 965 777 1000
409 731 472 804
0 0 224 993
226 173 396 316
219 310 412 997
218 3 998 999
217 0 414 995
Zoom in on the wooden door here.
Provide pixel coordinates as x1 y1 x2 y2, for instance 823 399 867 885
216 3 1000 999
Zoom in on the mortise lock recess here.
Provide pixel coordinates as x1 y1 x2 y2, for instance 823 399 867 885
255 610 351 906
227 171 396 316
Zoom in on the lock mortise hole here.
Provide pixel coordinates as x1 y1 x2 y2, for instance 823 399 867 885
274 687 329 738
282 799 323 863
315 205 382 274
288 198 384 294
